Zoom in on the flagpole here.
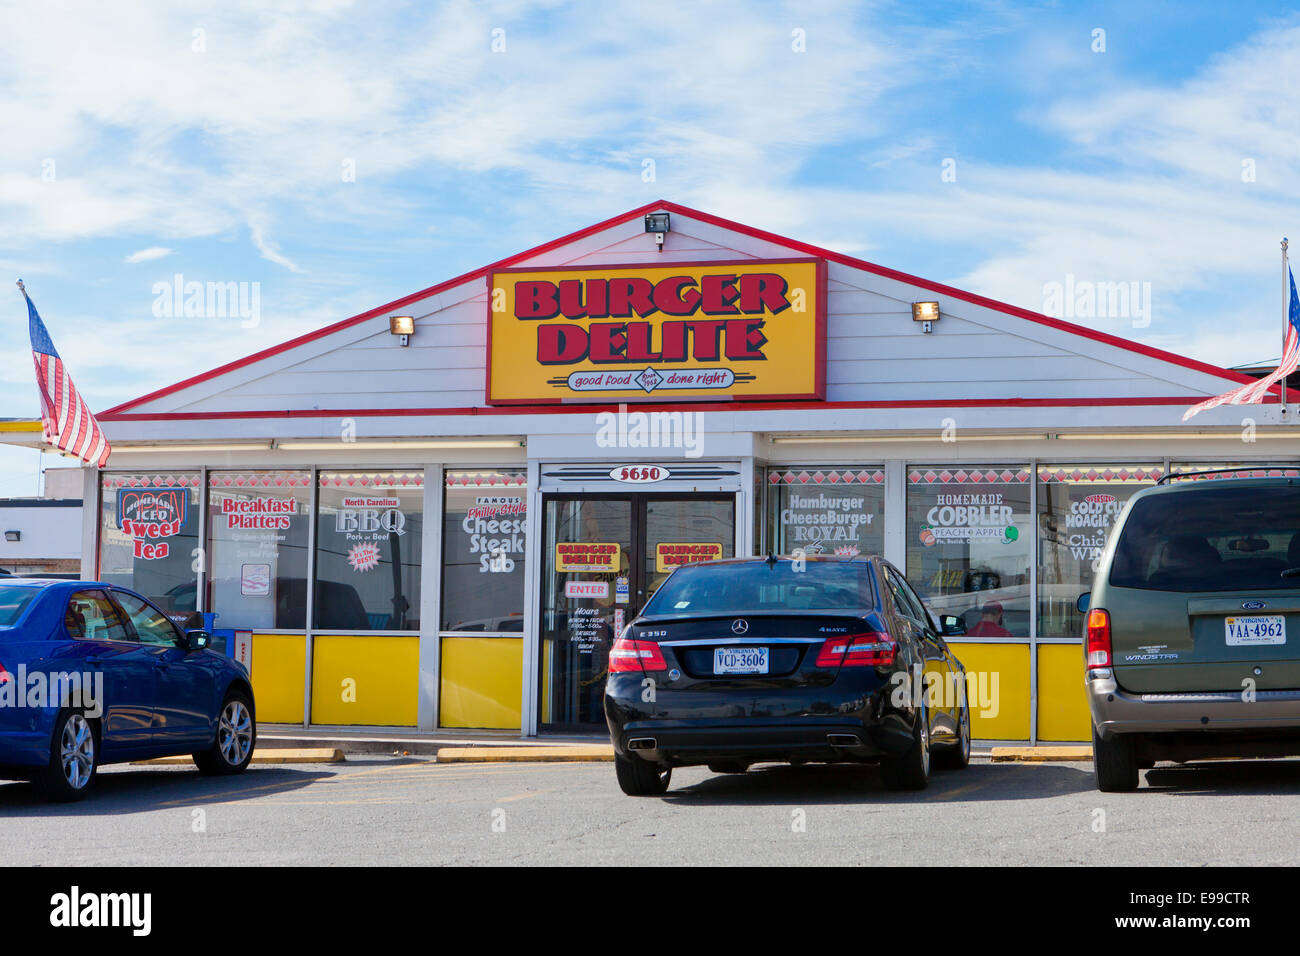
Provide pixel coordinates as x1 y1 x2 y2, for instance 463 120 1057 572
1283 239 1290 413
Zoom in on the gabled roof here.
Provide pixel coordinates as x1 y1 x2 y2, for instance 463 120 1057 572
101 199 1262 419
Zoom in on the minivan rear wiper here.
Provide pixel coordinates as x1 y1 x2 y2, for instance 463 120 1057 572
1281 567 1300 578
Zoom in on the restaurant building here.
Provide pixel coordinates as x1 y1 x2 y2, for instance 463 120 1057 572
6 200 1296 742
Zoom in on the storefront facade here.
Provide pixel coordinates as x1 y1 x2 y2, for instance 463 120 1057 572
17 201 1297 742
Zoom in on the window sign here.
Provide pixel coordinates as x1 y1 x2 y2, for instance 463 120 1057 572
441 470 527 632
654 541 723 572
555 542 620 572
207 471 312 630
906 467 1032 637
316 471 424 631
99 474 201 616
768 468 885 557
1037 464 1163 639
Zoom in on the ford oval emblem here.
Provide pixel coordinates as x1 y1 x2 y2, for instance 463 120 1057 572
731 618 749 635
1242 601 1267 610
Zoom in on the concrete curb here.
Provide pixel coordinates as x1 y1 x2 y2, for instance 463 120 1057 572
133 748 346 766
990 746 1092 762
436 745 614 763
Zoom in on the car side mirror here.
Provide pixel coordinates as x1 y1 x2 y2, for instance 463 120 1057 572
184 629 211 651
940 614 966 637
1076 592 1091 614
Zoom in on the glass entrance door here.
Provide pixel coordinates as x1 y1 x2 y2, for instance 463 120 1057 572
538 494 735 732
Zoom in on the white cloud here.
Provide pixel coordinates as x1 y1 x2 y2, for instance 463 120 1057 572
125 246 173 263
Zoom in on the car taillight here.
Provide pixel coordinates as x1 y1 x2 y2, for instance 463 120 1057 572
608 637 667 673
1086 609 1111 670
816 631 896 668
0 660 10 685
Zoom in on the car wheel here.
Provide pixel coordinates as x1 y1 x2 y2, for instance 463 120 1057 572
707 761 749 774
1092 725 1138 792
614 754 671 795
194 692 256 775
35 710 98 802
882 703 930 790
933 698 971 771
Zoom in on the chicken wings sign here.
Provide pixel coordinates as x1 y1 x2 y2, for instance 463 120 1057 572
486 259 825 403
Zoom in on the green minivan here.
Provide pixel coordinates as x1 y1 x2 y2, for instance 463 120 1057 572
1085 470 1300 791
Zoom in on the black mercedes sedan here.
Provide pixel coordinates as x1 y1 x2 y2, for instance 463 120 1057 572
604 555 971 795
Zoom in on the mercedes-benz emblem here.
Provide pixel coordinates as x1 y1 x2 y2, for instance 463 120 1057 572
731 619 749 635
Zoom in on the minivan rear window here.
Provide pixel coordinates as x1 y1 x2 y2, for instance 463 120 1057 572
641 560 876 616
1110 484 1300 591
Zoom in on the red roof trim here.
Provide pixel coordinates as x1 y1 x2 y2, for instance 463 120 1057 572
101 394 1233 424
104 200 1260 416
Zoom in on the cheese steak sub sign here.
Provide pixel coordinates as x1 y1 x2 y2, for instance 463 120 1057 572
487 259 826 403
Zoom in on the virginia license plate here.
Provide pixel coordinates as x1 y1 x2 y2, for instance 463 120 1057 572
1225 615 1286 646
714 646 769 674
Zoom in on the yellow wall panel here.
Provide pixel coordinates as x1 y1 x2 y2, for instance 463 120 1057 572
440 637 522 730
1038 643 1091 742
948 642 1031 741
311 635 419 727
249 633 305 725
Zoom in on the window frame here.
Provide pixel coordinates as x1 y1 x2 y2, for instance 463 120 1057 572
64 588 136 644
108 588 184 647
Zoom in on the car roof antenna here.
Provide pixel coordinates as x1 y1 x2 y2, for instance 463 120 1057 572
765 553 779 567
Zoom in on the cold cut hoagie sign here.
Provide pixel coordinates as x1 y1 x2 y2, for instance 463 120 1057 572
487 259 825 403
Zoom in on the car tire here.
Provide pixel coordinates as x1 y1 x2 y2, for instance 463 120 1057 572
707 761 749 774
1092 725 1138 792
933 698 971 771
193 691 256 776
882 704 930 790
35 710 98 802
615 754 671 795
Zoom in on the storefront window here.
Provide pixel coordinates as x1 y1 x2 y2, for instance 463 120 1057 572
98 473 201 617
441 469 528 632
314 471 424 630
207 471 312 630
1036 464 1162 639
905 466 1032 637
767 467 885 557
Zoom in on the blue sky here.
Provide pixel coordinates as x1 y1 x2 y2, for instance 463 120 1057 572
3 0 1299 494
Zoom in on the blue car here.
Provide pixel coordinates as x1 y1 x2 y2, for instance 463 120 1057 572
0 579 256 801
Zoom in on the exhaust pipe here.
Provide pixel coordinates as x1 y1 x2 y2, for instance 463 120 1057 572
627 737 657 751
827 733 863 747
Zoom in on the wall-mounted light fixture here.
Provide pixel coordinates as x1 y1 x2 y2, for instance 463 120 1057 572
389 315 415 347
3 531 19 542
644 212 671 252
912 301 940 334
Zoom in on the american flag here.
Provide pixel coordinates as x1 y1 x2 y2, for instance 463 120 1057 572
21 282 111 467
1183 267 1300 421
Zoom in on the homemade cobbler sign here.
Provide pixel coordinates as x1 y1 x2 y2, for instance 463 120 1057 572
486 259 825 403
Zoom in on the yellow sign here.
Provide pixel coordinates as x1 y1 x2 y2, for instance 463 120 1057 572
655 542 724 573
487 259 825 403
555 542 620 572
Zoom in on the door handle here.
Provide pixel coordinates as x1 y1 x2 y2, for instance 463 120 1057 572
85 656 105 665
154 660 170 670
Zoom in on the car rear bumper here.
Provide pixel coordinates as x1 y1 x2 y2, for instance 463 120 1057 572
1089 674 1300 735
607 714 915 766
0 729 53 768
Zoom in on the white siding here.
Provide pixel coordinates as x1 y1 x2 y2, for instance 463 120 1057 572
120 209 1247 417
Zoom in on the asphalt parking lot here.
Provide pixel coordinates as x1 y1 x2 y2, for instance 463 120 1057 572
2 755 1299 865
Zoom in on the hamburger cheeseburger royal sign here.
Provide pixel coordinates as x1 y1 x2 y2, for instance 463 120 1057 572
486 259 826 403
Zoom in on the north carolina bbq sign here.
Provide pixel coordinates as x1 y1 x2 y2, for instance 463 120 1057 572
487 259 825 403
